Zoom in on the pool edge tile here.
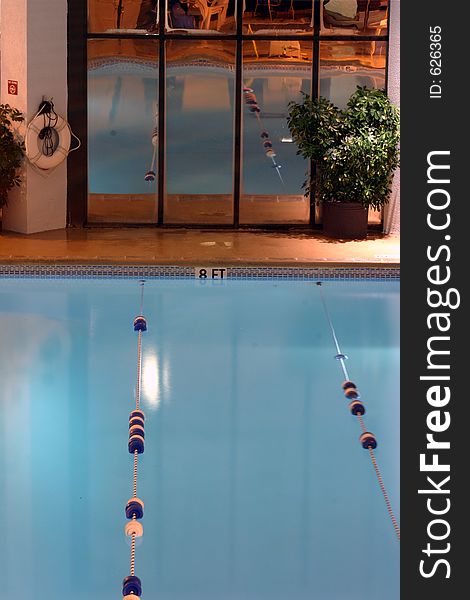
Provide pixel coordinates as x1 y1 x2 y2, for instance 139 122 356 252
0 263 400 280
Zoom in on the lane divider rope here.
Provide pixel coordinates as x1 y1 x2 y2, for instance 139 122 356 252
122 280 147 599
316 281 400 541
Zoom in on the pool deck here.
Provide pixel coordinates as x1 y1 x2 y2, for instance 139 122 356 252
0 228 399 268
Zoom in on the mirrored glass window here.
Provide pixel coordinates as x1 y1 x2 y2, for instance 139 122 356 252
166 0 236 33
318 40 387 224
243 0 313 35
87 1 390 227
164 41 236 224
320 0 388 36
88 0 159 33
320 40 386 108
240 40 312 224
88 39 159 223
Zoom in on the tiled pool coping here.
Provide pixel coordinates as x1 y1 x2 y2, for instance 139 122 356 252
0 264 399 280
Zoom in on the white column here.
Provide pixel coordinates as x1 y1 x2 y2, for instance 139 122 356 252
384 0 400 235
1 0 67 234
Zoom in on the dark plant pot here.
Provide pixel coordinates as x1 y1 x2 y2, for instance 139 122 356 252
322 202 368 240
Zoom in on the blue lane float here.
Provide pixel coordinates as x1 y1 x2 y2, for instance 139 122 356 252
133 316 147 332
129 426 145 439
126 497 144 520
360 432 378 450
128 434 145 454
344 386 360 399
130 409 145 421
123 575 142 596
349 400 366 416
129 408 145 453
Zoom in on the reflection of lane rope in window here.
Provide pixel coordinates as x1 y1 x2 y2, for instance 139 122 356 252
243 86 285 186
122 281 147 599
145 118 158 183
316 281 400 541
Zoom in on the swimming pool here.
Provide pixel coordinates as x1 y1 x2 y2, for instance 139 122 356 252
0 277 399 599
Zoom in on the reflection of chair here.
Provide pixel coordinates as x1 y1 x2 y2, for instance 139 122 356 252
207 0 229 29
246 24 260 58
321 0 386 33
192 0 228 30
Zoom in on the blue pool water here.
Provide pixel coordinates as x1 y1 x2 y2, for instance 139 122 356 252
0 278 399 599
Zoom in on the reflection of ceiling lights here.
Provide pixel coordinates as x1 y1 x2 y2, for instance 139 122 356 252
142 351 160 408
281 137 293 143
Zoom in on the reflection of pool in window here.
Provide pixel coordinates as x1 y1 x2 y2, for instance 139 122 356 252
164 41 236 224
88 64 159 196
240 37 313 225
88 60 238 202
88 51 387 224
165 68 235 197
88 64 384 191
242 70 311 198
320 68 386 108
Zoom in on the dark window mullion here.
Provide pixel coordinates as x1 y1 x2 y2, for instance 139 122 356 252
310 0 321 227
68 0 88 226
382 0 394 230
157 0 166 225
385 0 393 94
157 41 165 225
233 0 245 226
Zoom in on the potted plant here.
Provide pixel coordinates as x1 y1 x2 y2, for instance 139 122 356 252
0 104 25 211
287 87 400 239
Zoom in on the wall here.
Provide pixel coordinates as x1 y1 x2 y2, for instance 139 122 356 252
0 0 67 234
384 0 400 234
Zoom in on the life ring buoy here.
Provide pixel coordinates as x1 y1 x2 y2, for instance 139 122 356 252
25 113 71 170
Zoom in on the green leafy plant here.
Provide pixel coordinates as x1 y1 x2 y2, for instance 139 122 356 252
0 104 25 208
287 87 400 210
